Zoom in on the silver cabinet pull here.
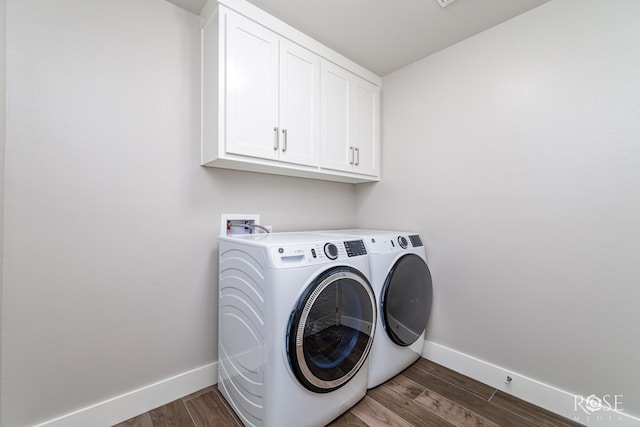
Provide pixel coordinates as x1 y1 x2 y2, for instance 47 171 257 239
349 146 355 165
355 147 360 166
282 129 288 152
273 127 279 150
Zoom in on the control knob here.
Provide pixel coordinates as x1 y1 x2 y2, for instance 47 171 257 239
398 236 408 249
324 243 339 260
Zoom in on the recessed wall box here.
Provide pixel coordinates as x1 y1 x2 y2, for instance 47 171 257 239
220 213 261 236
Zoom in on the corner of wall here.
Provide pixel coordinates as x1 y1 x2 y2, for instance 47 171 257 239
0 0 7 425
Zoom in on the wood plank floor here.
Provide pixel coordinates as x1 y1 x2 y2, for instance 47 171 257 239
114 358 583 427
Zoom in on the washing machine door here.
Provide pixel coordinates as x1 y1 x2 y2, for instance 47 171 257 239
381 254 433 346
287 266 376 393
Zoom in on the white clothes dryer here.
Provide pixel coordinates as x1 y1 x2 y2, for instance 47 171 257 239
316 230 433 389
218 232 376 427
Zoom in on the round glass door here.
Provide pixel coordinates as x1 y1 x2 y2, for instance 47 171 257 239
287 266 376 393
381 254 433 346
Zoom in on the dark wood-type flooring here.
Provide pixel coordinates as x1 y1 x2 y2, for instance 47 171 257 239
114 358 583 427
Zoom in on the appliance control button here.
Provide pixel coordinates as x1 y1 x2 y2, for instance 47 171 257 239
398 236 408 249
324 243 339 260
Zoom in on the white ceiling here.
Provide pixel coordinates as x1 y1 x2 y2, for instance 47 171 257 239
166 0 551 76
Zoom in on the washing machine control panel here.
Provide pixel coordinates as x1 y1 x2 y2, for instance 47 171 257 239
269 240 366 268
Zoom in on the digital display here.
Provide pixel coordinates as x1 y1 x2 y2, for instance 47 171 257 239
344 240 367 257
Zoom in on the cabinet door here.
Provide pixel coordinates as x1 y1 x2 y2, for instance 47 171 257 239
278 40 320 167
353 79 380 176
320 61 353 172
225 12 279 160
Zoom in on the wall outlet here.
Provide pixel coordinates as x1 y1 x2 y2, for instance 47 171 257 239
220 213 261 236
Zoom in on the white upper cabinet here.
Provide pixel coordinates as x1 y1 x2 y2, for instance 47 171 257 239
225 11 279 161
278 39 320 167
321 61 380 177
321 62 351 173
225 13 319 167
201 0 381 184
353 77 380 176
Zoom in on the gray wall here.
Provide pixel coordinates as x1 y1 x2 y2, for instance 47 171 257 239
0 0 6 417
0 0 356 425
356 0 640 416
4 0 640 425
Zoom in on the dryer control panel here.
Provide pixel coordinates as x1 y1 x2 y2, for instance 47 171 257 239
363 234 423 253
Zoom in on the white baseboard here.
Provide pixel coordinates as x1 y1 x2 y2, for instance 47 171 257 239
29 345 640 427
34 362 218 427
422 341 640 427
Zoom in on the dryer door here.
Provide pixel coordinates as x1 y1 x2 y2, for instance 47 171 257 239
287 266 376 393
381 254 433 346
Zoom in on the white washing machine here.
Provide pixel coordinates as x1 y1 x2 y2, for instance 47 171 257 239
218 232 376 427
316 229 433 389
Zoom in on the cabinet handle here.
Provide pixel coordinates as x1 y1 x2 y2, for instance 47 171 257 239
273 127 279 150
349 146 355 165
282 129 287 152
355 147 360 166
